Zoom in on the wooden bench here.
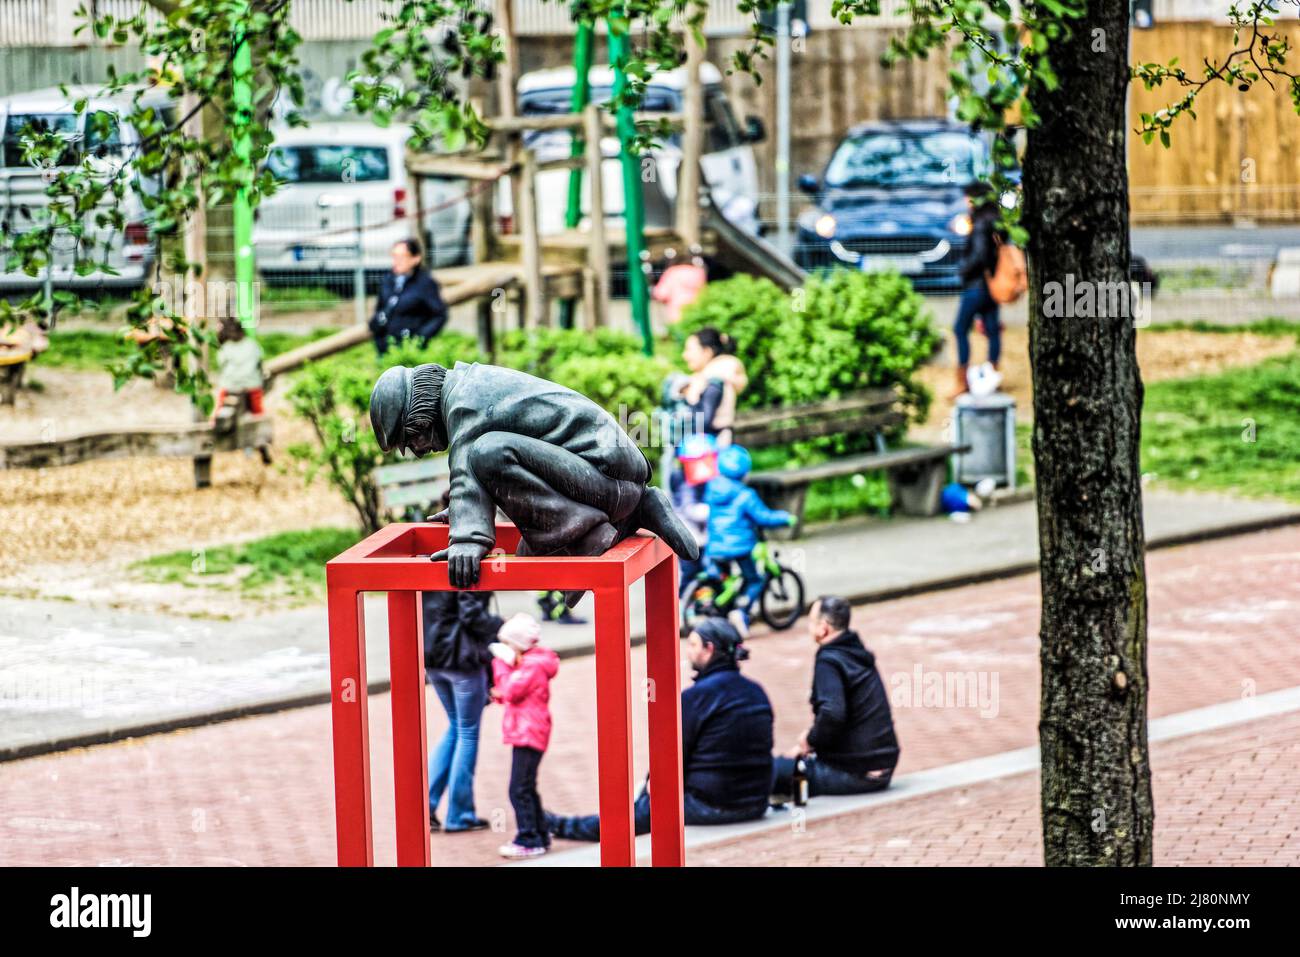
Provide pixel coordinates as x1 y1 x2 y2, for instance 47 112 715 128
732 389 968 537
375 454 451 521
0 414 275 487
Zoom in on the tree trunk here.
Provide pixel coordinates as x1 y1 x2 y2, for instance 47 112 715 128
1022 1 1153 865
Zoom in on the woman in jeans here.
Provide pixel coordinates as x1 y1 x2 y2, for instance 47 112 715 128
422 586 504 832
951 182 1005 397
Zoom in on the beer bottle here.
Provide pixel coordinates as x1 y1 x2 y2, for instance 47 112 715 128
792 756 809 807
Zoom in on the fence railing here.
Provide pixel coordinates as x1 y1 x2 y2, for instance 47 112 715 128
1 0 52 45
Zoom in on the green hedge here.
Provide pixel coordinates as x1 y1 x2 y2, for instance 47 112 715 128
675 270 938 468
675 268 938 423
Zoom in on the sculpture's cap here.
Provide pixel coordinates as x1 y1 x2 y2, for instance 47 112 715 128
369 365 412 453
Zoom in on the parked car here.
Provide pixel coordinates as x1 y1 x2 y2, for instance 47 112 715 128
510 62 766 237
0 84 173 292
797 118 1161 297
254 121 471 289
793 118 1015 290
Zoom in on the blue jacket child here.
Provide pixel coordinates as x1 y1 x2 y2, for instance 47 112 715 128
703 445 794 628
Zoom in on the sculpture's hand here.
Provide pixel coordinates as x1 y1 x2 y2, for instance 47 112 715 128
426 508 450 524
430 542 487 589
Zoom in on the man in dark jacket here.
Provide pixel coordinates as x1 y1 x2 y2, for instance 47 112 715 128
369 238 448 355
773 595 900 800
368 360 699 593
547 617 773 842
422 579 504 833
951 182 1006 397
423 590 502 673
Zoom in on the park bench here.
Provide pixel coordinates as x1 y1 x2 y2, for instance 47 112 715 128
375 454 451 520
732 388 969 537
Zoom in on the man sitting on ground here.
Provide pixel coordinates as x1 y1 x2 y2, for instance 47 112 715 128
773 595 900 801
547 617 773 841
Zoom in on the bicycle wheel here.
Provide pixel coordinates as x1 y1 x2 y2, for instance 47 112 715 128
682 577 726 631
760 566 805 631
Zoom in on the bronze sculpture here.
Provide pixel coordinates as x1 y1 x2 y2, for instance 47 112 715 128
370 361 699 592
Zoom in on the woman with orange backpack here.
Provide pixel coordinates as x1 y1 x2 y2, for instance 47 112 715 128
951 182 1020 397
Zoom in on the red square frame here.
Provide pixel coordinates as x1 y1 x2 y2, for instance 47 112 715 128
326 521 684 867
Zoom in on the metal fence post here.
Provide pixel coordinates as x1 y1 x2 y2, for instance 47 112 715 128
354 199 366 326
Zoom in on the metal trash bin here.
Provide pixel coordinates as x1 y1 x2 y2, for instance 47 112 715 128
953 392 1017 489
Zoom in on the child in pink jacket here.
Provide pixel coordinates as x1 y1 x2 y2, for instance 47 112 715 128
490 613 560 859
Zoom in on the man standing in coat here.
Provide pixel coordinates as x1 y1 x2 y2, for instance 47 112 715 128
546 616 774 842
773 595 900 800
369 238 448 355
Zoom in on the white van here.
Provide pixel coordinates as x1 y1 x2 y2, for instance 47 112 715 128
254 122 471 286
0 84 173 291
513 62 765 236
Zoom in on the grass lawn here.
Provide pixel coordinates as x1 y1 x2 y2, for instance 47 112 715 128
130 527 363 602
261 285 345 311
35 328 335 372
1015 348 1300 501
1146 317 1300 337
1154 264 1256 294
1142 350 1300 500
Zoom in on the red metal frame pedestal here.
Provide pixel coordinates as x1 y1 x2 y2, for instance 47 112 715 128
326 522 684 867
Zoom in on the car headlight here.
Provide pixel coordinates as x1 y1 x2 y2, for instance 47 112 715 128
949 212 973 236
797 209 837 239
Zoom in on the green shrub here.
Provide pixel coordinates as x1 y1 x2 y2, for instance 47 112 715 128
802 269 939 422
673 274 792 408
285 268 939 534
677 270 938 472
548 352 675 421
676 269 938 422
495 327 646 380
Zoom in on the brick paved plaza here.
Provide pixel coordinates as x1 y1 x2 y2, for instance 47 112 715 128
2 525 1299 867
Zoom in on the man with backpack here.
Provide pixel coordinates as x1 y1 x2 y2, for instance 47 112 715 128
951 182 1018 398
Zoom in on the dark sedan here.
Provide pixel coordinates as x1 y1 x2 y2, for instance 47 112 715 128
793 119 1015 291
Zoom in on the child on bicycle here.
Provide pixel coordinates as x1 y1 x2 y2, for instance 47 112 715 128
702 445 795 637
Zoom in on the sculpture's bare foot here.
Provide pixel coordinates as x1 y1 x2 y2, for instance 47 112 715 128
514 525 617 609
561 522 621 609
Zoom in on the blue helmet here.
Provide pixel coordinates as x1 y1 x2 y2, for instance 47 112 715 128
678 432 718 460
717 444 753 480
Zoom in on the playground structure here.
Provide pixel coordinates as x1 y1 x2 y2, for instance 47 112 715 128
326 521 685 867
268 9 806 373
0 10 804 485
